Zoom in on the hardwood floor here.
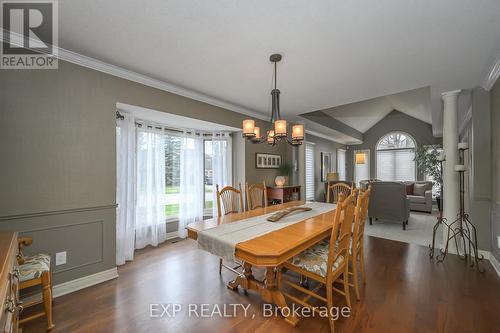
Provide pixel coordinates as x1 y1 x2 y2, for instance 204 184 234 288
22 236 500 333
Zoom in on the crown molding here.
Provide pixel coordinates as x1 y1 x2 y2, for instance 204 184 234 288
481 52 500 91
1 29 268 121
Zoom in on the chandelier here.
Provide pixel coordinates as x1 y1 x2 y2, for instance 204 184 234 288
242 54 304 146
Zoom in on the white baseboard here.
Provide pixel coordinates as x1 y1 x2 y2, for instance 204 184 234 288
166 231 179 240
52 267 118 298
444 248 500 278
23 267 118 303
489 252 500 278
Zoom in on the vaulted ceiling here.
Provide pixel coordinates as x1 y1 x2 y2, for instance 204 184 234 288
58 1 500 143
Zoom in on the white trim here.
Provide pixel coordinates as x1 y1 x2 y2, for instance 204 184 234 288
22 267 118 303
481 52 500 91
489 252 500 278
441 89 462 99
445 249 500 278
1 29 267 121
165 231 179 240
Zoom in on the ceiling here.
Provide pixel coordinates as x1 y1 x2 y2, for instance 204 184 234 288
319 86 432 133
58 1 500 142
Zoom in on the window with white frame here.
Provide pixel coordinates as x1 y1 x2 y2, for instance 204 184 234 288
305 143 315 201
376 132 416 181
337 149 346 181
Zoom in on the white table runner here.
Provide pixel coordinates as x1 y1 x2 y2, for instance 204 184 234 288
197 202 336 261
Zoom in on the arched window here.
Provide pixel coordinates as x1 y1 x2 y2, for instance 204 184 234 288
376 132 416 181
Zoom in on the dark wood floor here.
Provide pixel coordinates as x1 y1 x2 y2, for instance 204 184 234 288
22 236 500 333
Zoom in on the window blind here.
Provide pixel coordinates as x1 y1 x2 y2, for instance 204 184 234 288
305 143 315 201
337 149 346 181
376 149 415 181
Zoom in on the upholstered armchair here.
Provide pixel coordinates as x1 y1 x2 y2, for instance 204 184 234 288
367 181 410 230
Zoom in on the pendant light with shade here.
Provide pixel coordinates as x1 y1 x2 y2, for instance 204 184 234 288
241 54 304 146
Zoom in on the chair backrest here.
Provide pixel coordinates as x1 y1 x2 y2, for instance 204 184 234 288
367 181 408 221
326 182 353 204
216 183 244 217
246 181 267 211
352 186 371 249
327 191 356 281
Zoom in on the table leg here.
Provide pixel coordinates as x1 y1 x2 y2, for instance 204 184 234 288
227 263 299 326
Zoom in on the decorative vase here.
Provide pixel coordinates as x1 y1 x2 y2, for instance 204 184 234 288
275 176 286 187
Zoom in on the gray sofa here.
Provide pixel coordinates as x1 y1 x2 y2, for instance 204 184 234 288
405 181 433 213
367 181 410 230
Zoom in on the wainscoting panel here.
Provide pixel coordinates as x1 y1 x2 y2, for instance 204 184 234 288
0 206 116 285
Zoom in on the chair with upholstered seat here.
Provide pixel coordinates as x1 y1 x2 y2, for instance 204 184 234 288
17 237 55 331
245 181 267 210
278 192 356 332
216 184 244 275
326 182 354 204
345 186 371 301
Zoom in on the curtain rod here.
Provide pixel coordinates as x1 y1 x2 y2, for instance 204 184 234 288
116 110 231 137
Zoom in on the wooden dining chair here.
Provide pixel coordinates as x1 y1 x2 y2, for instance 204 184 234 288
343 186 371 301
17 237 55 331
216 183 244 217
278 192 356 332
326 182 354 204
216 183 244 275
245 181 267 210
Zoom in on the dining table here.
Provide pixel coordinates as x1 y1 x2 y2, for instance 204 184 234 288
186 200 337 326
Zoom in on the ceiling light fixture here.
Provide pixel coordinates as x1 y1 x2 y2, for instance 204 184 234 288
242 54 304 146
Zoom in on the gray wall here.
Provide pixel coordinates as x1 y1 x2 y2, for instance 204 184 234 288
464 87 492 251
491 80 500 262
244 130 290 187
306 134 346 202
0 60 280 284
346 110 441 181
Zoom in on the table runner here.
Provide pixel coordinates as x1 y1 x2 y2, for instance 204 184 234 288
197 202 336 261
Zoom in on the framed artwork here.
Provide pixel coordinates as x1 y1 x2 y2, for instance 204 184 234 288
256 153 281 169
321 152 331 182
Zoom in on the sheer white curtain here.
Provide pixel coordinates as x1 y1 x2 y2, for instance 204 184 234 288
179 132 204 238
212 133 232 217
135 127 167 249
116 112 136 265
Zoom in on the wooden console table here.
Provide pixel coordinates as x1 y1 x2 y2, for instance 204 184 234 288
266 185 301 204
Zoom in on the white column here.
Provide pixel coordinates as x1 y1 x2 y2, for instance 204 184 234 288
441 90 461 250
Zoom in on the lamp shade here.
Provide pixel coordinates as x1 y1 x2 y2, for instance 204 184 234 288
253 126 261 139
274 120 287 137
355 153 366 164
292 124 304 141
242 119 255 137
267 130 275 144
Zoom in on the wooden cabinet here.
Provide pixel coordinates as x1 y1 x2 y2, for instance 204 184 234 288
266 186 301 204
0 233 19 333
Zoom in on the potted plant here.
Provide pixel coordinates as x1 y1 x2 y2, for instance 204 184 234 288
275 162 292 186
414 145 443 211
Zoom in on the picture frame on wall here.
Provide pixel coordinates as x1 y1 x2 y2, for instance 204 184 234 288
321 152 331 182
256 153 281 169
